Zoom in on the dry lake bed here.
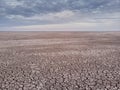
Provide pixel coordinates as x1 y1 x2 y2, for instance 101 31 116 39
0 32 120 90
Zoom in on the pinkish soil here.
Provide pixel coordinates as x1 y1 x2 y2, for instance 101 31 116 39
0 32 120 90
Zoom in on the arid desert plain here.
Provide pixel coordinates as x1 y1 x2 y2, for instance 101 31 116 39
0 32 120 90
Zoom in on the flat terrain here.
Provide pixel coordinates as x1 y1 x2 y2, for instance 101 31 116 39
0 32 120 90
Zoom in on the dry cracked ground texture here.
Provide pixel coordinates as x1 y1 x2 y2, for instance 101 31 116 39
0 32 120 90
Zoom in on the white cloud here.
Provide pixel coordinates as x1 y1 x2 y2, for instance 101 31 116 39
7 18 118 31
9 22 100 31
9 10 75 21
53 10 75 18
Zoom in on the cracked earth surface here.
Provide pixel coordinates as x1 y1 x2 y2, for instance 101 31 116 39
0 32 120 90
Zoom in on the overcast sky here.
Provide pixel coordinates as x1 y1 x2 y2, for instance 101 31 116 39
0 0 120 31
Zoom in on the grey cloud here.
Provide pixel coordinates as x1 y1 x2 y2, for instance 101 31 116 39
0 0 120 27
0 0 119 17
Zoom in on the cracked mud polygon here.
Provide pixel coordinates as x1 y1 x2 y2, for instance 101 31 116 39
0 32 120 90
